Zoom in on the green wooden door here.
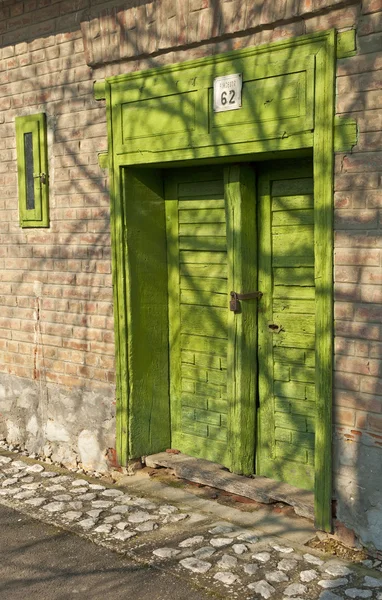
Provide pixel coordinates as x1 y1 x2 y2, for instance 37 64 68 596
166 162 317 491
257 162 316 491
165 168 229 466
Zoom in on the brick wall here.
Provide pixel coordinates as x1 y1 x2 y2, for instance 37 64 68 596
0 0 381 548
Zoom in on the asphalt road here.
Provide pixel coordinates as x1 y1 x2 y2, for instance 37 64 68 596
0 505 214 600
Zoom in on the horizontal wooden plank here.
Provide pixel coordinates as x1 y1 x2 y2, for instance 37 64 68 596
290 366 315 383
273 332 315 349
275 427 292 443
272 254 314 268
273 363 290 382
180 276 227 293
181 351 195 365
180 251 227 264
179 223 226 237
194 352 226 370
182 365 207 382
207 369 227 385
273 313 316 335
276 441 309 464
179 208 226 224
178 198 225 209
273 299 315 314
305 351 315 367
195 380 225 398
171 432 229 465
274 380 307 400
178 180 224 197
274 412 308 432
291 430 315 448
208 424 227 442
181 379 195 393
273 267 315 287
180 289 228 308
180 263 227 278
181 417 208 438
272 209 314 227
207 397 228 414
194 408 222 426
181 334 227 355
181 305 227 338
272 194 314 212
273 286 315 300
181 393 207 410
272 178 313 196
275 397 316 417
273 347 307 365
179 236 227 251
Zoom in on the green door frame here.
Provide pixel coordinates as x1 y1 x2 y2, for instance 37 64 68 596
102 30 336 531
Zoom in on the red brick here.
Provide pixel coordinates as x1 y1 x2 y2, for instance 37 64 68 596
361 376 382 395
334 406 356 426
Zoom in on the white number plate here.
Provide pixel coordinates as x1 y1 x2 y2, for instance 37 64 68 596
213 73 242 113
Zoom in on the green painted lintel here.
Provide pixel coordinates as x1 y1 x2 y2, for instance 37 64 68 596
337 29 356 59
94 81 106 100
334 116 358 152
98 152 109 169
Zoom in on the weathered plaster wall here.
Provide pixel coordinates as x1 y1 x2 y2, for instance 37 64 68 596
0 0 380 549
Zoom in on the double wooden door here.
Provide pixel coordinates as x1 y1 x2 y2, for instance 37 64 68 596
165 160 316 491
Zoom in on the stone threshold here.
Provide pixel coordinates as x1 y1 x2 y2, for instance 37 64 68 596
145 452 314 522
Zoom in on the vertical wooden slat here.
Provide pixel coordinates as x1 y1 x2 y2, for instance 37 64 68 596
313 31 336 533
225 165 258 475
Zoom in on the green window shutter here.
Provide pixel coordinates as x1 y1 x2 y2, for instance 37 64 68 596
16 113 49 228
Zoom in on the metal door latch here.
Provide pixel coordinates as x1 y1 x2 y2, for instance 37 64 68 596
230 290 263 313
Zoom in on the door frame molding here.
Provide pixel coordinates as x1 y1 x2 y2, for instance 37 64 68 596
104 30 336 531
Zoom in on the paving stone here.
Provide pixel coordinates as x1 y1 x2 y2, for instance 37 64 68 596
248 580 275 599
210 537 233 548
110 505 129 514
71 487 89 495
2 487 22 495
25 464 44 473
0 457 12 464
45 485 66 493
40 472 57 478
166 514 188 523
113 531 137 541
153 547 182 559
217 554 238 569
62 511 83 522
159 505 178 515
193 547 216 559
53 494 72 502
91 500 113 509
104 515 121 524
2 478 18 487
77 492 97 501
304 553 324 566
179 536 204 548
266 570 289 583
377 593 382 600
69 501 83 511
232 543 247 554
94 524 113 534
116 522 129 530
21 476 35 484
54 476 71 483
72 479 89 487
78 518 96 530
253 552 271 563
86 509 102 519
364 576 382 587
236 532 259 543
345 589 372 598
318 578 349 588
179 557 212 574
319 592 342 600
43 502 66 513
89 484 105 491
21 482 40 490
135 521 158 532
101 489 124 498
284 583 307 596
278 558 298 571
300 569 318 582
12 461 27 469
244 563 259 575
272 544 294 553
14 490 36 500
24 497 46 507
214 572 239 585
209 525 235 535
128 511 152 523
325 564 353 577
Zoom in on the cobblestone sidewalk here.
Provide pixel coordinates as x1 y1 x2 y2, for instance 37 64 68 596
0 452 381 600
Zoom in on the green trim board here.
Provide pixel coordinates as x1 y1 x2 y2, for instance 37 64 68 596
16 113 49 228
105 30 336 532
